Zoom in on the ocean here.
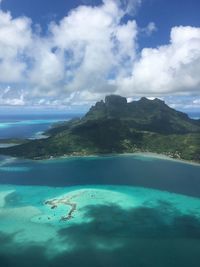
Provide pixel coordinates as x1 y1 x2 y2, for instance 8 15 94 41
0 114 200 267
0 113 82 139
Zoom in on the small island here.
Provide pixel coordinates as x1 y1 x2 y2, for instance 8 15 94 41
0 95 199 162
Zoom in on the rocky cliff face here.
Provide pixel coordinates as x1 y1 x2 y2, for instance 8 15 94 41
85 95 200 134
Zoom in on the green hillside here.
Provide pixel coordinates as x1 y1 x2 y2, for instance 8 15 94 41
0 95 199 162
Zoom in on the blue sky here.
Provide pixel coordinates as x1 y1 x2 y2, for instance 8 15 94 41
0 0 200 112
2 0 200 48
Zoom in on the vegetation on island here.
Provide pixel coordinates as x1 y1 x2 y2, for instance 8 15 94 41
0 95 199 162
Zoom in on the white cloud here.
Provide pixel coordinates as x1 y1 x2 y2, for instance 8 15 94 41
142 22 157 36
117 26 200 97
166 96 200 112
0 10 32 82
28 39 65 93
193 99 200 105
5 95 25 105
0 0 199 109
49 0 138 96
0 86 25 105
115 0 142 16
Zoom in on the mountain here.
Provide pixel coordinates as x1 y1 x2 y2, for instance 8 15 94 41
0 95 200 162
85 95 200 134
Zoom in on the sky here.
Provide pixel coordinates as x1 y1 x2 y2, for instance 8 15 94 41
0 0 200 112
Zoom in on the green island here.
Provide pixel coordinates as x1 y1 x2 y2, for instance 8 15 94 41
0 95 199 162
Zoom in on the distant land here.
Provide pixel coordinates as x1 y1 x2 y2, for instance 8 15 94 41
0 95 200 162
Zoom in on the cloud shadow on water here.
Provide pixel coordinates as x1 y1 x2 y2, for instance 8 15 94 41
1 202 200 267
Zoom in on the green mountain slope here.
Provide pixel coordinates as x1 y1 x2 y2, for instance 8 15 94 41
0 95 200 162
85 95 200 134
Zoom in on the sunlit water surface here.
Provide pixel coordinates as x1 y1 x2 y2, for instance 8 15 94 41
0 114 80 139
0 114 200 267
0 154 200 267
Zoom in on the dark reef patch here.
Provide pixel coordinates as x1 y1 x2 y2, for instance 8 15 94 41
1 203 200 267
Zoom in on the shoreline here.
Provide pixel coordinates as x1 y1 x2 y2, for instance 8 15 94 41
130 152 200 167
0 149 199 167
35 151 200 167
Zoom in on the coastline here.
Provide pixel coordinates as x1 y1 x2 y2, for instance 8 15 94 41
0 143 199 166
35 151 200 167
130 152 200 167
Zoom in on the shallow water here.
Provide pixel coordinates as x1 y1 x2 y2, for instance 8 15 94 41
0 154 200 267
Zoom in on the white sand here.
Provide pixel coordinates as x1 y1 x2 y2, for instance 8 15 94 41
0 190 15 208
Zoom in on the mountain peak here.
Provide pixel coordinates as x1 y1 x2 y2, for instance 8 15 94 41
139 97 149 102
153 98 165 104
84 94 200 134
1 94 200 161
105 95 127 106
138 97 165 104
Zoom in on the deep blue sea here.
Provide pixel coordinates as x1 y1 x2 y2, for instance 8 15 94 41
0 113 81 139
0 113 200 267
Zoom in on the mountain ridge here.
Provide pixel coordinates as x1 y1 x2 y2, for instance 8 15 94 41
85 95 200 134
0 95 199 162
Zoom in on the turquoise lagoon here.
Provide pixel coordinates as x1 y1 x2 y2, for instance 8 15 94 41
0 154 200 267
0 113 79 139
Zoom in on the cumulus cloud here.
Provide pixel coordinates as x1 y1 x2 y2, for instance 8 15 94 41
117 26 200 97
0 86 25 105
48 0 139 98
0 10 32 82
0 0 139 95
0 0 199 109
